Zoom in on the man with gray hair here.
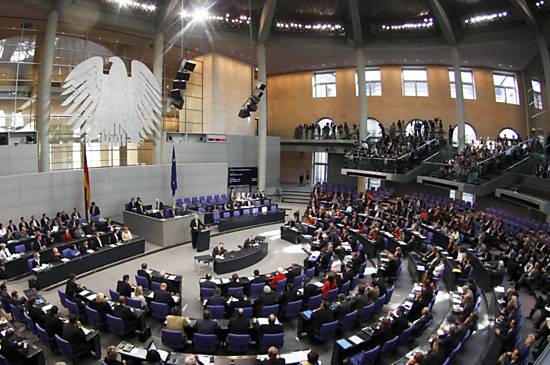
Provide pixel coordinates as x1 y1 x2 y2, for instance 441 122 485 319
255 285 279 316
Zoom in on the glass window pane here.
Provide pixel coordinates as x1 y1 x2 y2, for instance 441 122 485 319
403 81 416 96
450 84 456 98
403 69 427 81
532 80 541 93
416 82 429 96
493 74 505 86
326 84 336 97
463 85 475 100
505 88 517 104
461 71 473 84
448 70 455 82
495 87 506 103
370 82 382 96
315 72 335 83
365 69 380 81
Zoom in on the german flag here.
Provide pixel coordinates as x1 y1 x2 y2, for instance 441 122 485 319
83 145 91 221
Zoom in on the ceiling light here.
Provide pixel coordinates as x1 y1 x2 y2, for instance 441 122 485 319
193 8 209 22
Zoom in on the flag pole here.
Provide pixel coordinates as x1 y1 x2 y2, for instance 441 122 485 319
82 142 91 222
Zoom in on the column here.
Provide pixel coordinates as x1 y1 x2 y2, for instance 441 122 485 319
37 9 59 172
355 48 368 141
257 43 267 191
537 34 550 132
153 33 164 164
451 46 465 150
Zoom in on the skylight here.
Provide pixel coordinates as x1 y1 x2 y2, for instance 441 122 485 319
275 21 345 34
379 18 434 32
105 0 157 13
463 11 509 26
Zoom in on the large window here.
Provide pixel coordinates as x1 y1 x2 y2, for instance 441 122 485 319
366 118 383 138
312 71 336 98
493 72 519 105
312 152 328 184
402 68 428 97
405 119 426 136
449 69 476 100
531 80 543 110
355 68 382 96
317 118 334 138
452 123 478 146
499 128 519 140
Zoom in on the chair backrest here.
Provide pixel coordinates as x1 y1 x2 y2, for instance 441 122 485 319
380 335 399 357
15 244 25 253
261 304 279 318
36 323 51 347
358 262 367 278
398 325 414 347
292 274 304 289
109 289 120 302
374 294 386 312
55 334 73 358
86 306 103 327
66 299 80 317
23 311 36 333
385 287 395 304
243 209 250 216
135 275 149 290
200 287 215 300
227 286 244 297
359 303 375 323
57 289 68 308
339 280 350 296
227 333 250 353
223 212 230 219
193 333 217 353
307 294 322 310
317 320 339 341
233 307 253 319
250 283 264 299
350 275 359 291
161 329 185 349
361 345 380 365
127 297 144 309
233 210 240 217
106 314 126 336
341 309 358 332
274 278 287 295
261 333 284 352
151 301 169 321
304 267 315 279
270 205 277 213
283 300 303 319
27 258 35 270
206 305 225 319
150 281 161 291
326 287 339 302
213 212 221 222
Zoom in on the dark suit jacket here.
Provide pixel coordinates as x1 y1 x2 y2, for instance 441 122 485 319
259 323 284 335
112 304 137 330
391 314 409 336
27 304 44 326
251 275 268 284
0 337 24 365
43 312 63 338
200 280 217 289
303 284 318 300
193 319 220 335
228 317 250 334
62 323 88 352
424 349 446 365
66 280 79 300
310 307 333 332
206 296 227 307
333 300 353 322
137 269 151 283
153 290 175 306
257 292 279 308
212 247 227 257
116 281 133 298
256 358 285 365
372 325 393 347
92 300 113 321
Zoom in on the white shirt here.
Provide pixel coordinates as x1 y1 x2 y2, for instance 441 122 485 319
0 248 12 260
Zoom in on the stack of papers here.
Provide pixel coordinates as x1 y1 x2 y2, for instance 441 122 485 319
349 335 364 345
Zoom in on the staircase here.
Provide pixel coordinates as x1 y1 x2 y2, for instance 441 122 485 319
281 185 312 204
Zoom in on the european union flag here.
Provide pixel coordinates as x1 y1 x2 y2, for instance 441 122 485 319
171 146 177 197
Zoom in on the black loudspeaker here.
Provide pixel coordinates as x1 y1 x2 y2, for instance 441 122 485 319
173 80 187 90
238 108 251 118
171 89 184 110
246 103 258 112
176 71 191 81
181 60 196 72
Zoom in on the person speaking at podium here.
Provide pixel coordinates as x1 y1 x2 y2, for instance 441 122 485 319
212 242 227 258
190 214 206 249
243 235 257 249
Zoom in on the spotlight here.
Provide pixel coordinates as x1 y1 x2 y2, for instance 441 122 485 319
180 59 196 72
172 80 187 90
238 108 251 118
246 103 258 112
176 71 191 81
237 82 267 118
193 8 209 22
171 89 184 109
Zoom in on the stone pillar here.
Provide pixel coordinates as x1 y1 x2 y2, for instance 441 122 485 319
257 43 267 191
37 9 58 172
451 47 465 150
153 33 164 164
537 34 550 135
355 48 368 141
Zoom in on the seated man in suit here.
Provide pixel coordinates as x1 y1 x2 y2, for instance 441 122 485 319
72 224 85 239
255 286 279 316
91 293 113 322
112 296 138 333
390 305 410 337
200 273 217 289
0 328 28 365
206 288 226 307
65 274 83 301
62 314 92 354
79 240 92 255
256 346 285 365
352 285 370 310
227 273 244 291
371 317 394 348
25 296 44 326
257 313 284 336
251 269 268 284
49 247 62 264
89 232 104 251
193 309 220 335
333 294 353 323
116 274 134 298
153 282 176 308
228 308 250 335
412 307 432 335
212 242 227 258
307 301 333 336
228 292 252 315
33 233 47 251
31 253 42 269
280 283 300 314
42 306 63 340
137 262 152 284
302 277 319 301
285 262 302 284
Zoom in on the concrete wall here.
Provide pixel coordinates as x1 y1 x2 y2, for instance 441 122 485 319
280 151 312 184
0 144 38 176
267 65 527 139
163 134 280 188
202 53 255 135
523 55 549 136
0 163 227 223
327 153 357 185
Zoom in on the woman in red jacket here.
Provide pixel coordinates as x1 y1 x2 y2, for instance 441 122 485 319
271 267 287 289
321 273 338 299
62 228 72 242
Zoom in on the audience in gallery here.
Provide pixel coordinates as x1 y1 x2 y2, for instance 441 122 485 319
294 121 357 140
534 159 550 178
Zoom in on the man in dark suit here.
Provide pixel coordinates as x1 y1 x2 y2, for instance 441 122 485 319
40 214 50 229
137 262 152 284
25 296 44 326
89 232 104 251
200 273 217 289
372 273 387 297
116 274 134 298
309 301 333 334
333 294 353 323
228 308 250 335
42 306 63 339
0 328 28 365
285 263 302 284
251 269 268 284
112 296 138 333
258 314 284 335
391 306 410 336
33 233 47 251
0 284 10 311
65 274 82 301
89 202 101 217
206 288 227 307
302 277 319 301
412 307 432 335
153 283 176 307
62 315 92 354
18 217 29 232
227 273 243 290
193 309 220 335
212 242 227 257
371 318 393 347
280 283 300 313
256 346 285 365
190 214 205 249
255 286 279 316
91 293 113 322
228 293 252 315
352 286 369 310
424 339 445 365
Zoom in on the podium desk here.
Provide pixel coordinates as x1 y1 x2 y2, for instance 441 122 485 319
124 211 202 247
213 242 269 275
196 229 211 252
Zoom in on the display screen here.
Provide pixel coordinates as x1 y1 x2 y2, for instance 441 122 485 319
228 167 258 186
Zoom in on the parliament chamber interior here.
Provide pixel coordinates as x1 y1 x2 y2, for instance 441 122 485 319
1 0 550 364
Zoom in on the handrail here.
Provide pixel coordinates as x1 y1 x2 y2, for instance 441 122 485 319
476 139 531 166
346 138 439 161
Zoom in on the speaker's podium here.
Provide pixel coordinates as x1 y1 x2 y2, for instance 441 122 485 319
196 228 211 252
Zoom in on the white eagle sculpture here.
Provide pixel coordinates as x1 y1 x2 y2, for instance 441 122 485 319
61 56 161 146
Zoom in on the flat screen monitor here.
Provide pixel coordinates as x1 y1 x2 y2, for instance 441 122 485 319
462 192 476 205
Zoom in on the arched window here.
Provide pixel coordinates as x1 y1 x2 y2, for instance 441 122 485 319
405 119 426 136
367 118 383 137
452 123 477 146
499 128 519 140
316 118 335 138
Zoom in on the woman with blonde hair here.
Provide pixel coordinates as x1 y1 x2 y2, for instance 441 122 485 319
132 285 147 307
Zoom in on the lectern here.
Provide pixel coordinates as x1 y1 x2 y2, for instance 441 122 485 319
196 228 211 252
